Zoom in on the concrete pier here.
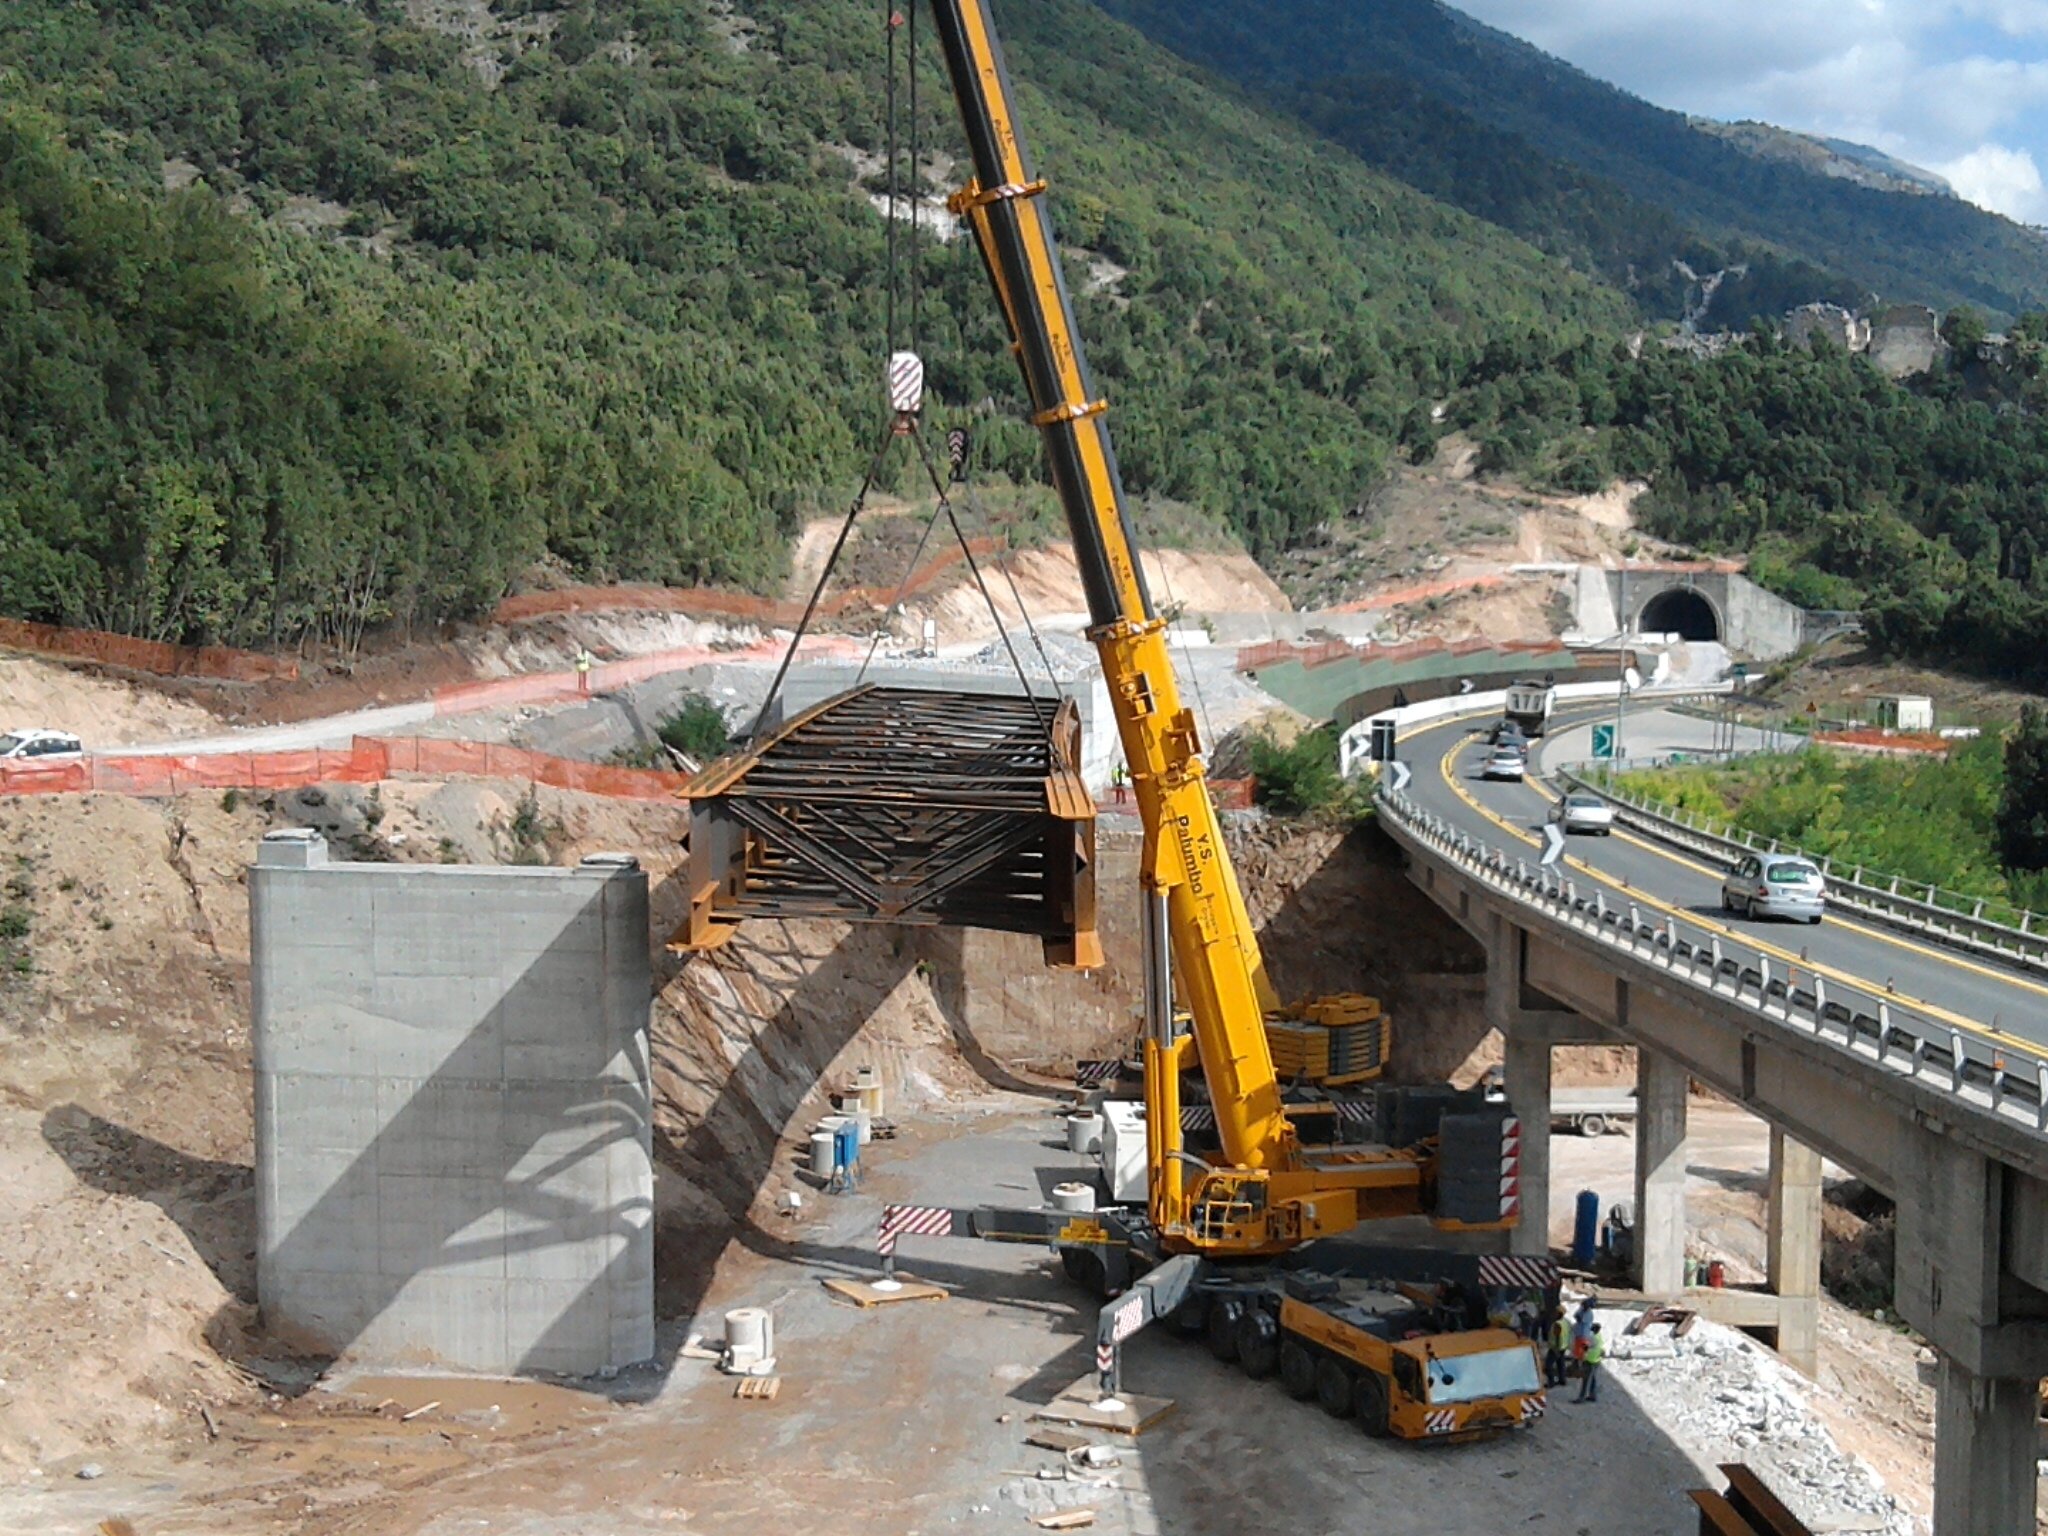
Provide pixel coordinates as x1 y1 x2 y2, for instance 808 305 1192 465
1933 1356 2038 1535
1633 1049 1689 1295
1501 1030 1552 1257
251 831 654 1376
1765 1129 1821 1375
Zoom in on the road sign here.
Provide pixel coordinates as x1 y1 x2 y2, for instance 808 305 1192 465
1386 760 1413 792
1541 823 1567 866
1732 663 1748 683
1592 723 1617 759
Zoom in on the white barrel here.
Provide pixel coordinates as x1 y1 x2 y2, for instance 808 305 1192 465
1052 1181 1097 1213
854 1066 885 1117
849 1105 873 1145
1066 1111 1102 1155
808 1129 837 1178
725 1307 772 1369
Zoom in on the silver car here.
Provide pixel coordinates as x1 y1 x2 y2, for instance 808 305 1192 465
1550 791 1614 836
1721 854 1826 923
1481 744 1526 781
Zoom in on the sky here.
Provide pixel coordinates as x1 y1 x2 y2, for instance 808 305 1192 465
1452 1 2048 224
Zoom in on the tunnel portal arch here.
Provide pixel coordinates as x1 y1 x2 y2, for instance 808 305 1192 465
1637 587 1722 643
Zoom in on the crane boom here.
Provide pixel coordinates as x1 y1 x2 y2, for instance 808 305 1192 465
927 0 1293 1176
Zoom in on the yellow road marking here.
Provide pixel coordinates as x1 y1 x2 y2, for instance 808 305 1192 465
1428 730 2038 1054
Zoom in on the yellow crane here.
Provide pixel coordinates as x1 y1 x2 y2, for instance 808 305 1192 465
856 1 1554 1437
925 0 1512 1260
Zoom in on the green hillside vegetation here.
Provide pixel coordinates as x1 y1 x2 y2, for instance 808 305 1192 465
1616 736 2048 919
0 0 1625 648
1096 0 2048 323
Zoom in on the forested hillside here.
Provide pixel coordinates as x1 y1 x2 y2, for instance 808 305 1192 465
0 0 1626 649
1095 0 2048 324
1433 318 2048 684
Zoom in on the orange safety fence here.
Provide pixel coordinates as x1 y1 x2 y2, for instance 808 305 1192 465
490 537 1010 628
1816 730 1950 756
0 736 688 802
0 617 299 683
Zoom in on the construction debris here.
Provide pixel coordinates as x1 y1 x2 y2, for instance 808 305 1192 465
1030 1511 1097 1530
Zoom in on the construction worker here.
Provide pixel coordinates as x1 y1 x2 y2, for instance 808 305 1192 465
575 647 595 695
1544 1310 1570 1389
1574 1323 1606 1403
1111 760 1128 805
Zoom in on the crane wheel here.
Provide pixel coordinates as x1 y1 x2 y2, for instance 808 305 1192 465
1059 1246 1109 1299
1206 1297 1246 1363
1278 1341 1316 1399
1235 1309 1280 1379
1167 1295 1209 1337
1315 1357 1356 1418
1355 1371 1391 1437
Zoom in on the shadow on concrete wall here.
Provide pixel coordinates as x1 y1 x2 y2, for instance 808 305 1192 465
52 876 656 1394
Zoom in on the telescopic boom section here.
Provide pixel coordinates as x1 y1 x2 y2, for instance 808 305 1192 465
928 0 1291 1172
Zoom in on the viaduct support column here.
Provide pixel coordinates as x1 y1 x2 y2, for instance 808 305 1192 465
1633 1049 1688 1294
1764 1128 1821 1375
1933 1357 2037 1536
1501 1030 1551 1257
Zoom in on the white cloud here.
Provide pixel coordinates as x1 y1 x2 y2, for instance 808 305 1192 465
1940 141 2048 217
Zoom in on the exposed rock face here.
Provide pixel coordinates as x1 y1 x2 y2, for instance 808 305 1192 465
1866 304 1946 379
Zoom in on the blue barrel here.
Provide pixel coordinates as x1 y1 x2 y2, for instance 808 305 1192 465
833 1120 861 1175
1572 1190 1601 1268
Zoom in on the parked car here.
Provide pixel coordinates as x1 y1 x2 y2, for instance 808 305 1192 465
1550 791 1615 836
1721 854 1826 923
1481 743 1526 781
0 729 82 762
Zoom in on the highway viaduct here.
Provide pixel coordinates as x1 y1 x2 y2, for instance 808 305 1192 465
1371 702 2048 1535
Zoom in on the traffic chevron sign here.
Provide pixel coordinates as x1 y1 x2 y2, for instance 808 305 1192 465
1541 822 1567 866
1386 760 1412 792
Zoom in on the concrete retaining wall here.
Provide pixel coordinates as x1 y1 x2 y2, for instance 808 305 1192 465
251 832 654 1377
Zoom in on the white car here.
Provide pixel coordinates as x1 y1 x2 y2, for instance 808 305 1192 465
1481 744 1526 781
1722 854 1827 924
1550 791 1615 836
0 729 82 762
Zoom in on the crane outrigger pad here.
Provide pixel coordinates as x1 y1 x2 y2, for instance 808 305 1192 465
674 685 1100 967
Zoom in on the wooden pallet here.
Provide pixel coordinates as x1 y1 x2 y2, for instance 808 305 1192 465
732 1376 781 1402
822 1274 949 1308
1031 1374 1175 1437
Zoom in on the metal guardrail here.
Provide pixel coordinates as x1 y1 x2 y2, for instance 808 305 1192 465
1374 783 2048 1137
1559 771 2048 980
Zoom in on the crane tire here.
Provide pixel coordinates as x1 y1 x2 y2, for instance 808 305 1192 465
1167 1294 1209 1337
1060 1246 1108 1299
1235 1309 1280 1379
1315 1357 1356 1418
1355 1372 1391 1437
1278 1341 1316 1400
1206 1296 1245 1363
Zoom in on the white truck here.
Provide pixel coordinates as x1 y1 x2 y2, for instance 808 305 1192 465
1551 1088 1636 1137
1503 681 1556 739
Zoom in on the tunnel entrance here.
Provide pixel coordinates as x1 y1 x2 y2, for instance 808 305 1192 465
1638 587 1721 643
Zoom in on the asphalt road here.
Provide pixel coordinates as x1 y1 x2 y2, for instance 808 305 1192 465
1396 703 2048 1054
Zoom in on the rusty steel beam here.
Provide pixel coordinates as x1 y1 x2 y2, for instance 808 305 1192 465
674 686 1100 968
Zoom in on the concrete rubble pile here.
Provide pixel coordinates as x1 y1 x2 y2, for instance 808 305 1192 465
1601 1307 1920 1535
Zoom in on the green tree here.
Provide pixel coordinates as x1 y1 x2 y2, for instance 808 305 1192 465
1999 706 2048 874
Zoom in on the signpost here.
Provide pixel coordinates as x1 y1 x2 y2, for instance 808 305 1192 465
1592 723 1617 760
1541 822 1567 867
